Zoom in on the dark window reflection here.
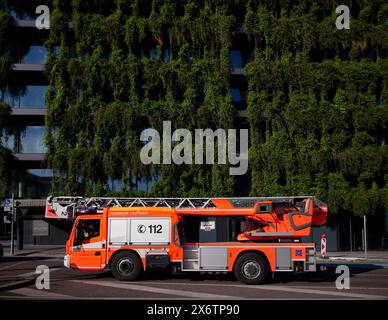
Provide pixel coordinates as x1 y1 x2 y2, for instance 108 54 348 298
20 126 46 153
8 9 35 21
231 88 242 102
163 48 171 63
1 129 16 151
2 86 47 109
1 89 18 107
150 48 158 61
230 50 243 69
21 46 47 64
20 85 47 108
25 169 53 199
54 46 61 57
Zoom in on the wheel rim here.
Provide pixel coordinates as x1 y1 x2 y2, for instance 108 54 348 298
117 258 134 276
243 261 261 279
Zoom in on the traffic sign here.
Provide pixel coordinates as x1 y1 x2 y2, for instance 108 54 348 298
3 198 12 207
321 233 327 257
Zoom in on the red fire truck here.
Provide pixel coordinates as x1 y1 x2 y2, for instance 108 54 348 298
46 196 327 284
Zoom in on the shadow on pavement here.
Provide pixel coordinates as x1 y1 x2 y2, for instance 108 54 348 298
92 264 385 285
274 264 384 284
0 256 59 262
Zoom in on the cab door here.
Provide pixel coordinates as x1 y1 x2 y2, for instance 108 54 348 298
70 217 106 270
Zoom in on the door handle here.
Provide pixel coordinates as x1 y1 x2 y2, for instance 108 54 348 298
95 251 101 256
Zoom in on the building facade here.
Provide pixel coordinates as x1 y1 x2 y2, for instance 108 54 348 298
1 1 388 250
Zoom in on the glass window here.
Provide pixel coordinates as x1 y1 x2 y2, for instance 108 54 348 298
8 9 35 21
163 48 171 63
25 169 53 198
54 46 61 57
229 217 245 241
20 126 46 153
230 50 243 69
140 48 145 59
27 169 54 178
2 86 47 109
1 88 17 107
19 85 47 108
231 88 242 102
107 177 123 192
137 178 151 192
75 219 101 245
1 129 16 151
150 48 158 61
21 46 48 64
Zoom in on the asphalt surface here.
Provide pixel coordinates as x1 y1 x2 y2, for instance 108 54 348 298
0 255 388 300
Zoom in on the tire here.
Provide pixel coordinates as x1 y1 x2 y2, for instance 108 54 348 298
234 253 269 285
111 251 143 281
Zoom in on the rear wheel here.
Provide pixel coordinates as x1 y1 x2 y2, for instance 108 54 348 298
234 253 269 285
111 251 142 281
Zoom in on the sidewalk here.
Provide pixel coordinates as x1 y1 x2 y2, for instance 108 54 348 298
317 250 388 267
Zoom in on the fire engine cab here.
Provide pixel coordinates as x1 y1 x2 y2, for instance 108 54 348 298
46 196 328 284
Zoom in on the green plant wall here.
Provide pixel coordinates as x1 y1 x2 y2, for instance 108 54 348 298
44 0 236 197
2 1 388 220
244 0 388 218
0 7 12 198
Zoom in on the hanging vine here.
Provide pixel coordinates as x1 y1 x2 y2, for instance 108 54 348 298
44 0 237 197
244 1 388 219
0 8 13 198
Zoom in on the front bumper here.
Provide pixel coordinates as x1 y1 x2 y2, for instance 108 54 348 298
64 254 70 268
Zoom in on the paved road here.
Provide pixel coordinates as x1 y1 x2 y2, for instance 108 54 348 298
1 256 388 300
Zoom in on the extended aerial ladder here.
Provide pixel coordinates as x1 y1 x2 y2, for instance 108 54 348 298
46 196 327 237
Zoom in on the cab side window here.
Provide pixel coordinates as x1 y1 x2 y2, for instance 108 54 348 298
75 219 100 245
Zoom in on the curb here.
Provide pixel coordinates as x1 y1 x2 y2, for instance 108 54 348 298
317 260 388 269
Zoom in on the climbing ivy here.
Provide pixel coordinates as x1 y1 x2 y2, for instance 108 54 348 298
245 1 388 218
44 0 236 197
0 8 12 198
2 1 388 220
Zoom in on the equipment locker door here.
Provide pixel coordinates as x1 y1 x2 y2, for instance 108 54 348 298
70 218 106 270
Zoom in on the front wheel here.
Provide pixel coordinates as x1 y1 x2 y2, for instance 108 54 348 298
234 253 269 285
111 251 143 281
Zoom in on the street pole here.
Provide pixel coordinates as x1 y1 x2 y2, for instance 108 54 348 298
17 208 23 250
363 215 367 259
10 193 14 255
